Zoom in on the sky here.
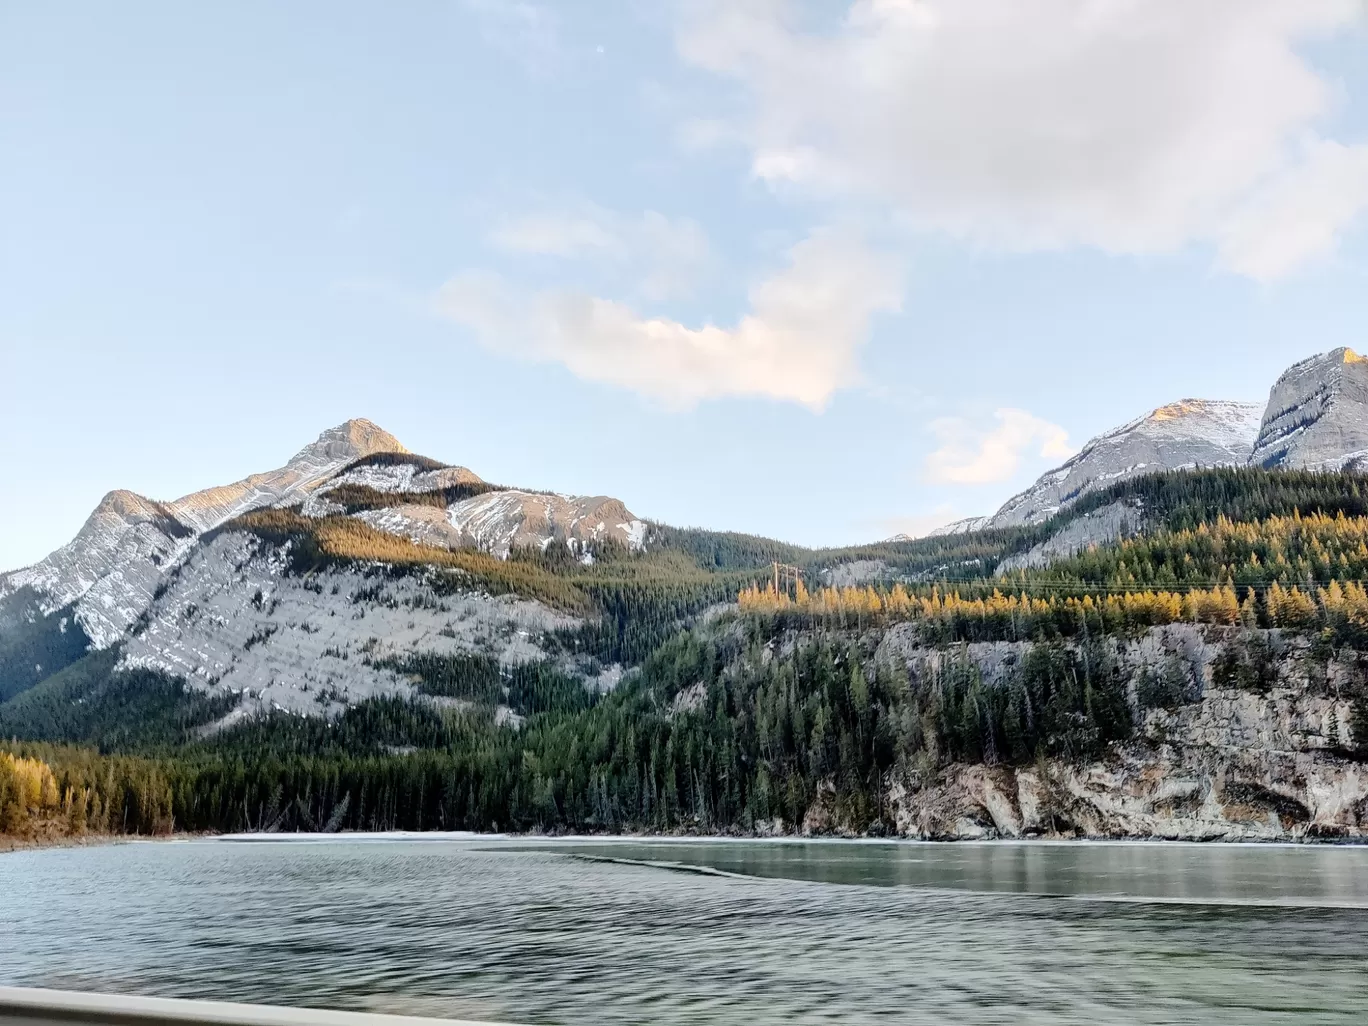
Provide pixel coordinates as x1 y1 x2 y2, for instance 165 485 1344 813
3 1 1368 571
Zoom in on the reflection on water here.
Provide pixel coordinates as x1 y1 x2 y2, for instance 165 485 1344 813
529 837 1368 906
3 837 1368 1025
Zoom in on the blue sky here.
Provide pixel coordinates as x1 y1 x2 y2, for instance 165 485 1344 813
3 1 1368 571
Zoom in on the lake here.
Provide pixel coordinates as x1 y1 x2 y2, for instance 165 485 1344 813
3 836 1367 1025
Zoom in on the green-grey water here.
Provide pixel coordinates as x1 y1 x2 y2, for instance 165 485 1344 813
3 837 1367 1024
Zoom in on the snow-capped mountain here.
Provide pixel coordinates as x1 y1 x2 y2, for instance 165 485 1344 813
0 419 646 651
987 400 1265 529
1250 347 1368 471
0 418 649 720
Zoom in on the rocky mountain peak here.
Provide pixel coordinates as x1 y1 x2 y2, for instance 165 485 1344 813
1251 348 1368 471
987 398 1263 528
90 489 173 522
165 420 408 534
296 419 408 466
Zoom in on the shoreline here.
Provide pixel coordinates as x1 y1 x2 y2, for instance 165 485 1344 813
9 826 1368 855
0 832 213 856
0 833 128 855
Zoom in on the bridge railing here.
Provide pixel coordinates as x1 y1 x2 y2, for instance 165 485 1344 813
0 989 516 1026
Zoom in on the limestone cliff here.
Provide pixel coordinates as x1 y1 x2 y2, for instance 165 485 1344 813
867 624 1368 841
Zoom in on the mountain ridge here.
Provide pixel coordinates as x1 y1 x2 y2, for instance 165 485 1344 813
986 398 1265 529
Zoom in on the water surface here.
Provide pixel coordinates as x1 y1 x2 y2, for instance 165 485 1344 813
3 836 1366 1025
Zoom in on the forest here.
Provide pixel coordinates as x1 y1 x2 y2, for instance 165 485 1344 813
0 628 1137 838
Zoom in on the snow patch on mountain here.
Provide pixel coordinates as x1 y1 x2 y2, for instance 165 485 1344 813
316 462 483 496
926 516 991 537
354 505 462 550
443 491 647 558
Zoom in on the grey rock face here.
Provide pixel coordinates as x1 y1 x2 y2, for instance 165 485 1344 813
995 500 1141 574
120 531 582 723
819 559 893 587
2 416 648 672
988 400 1263 528
0 491 198 648
1250 347 1368 470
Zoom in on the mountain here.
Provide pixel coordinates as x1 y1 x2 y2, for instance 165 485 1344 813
0 419 406 649
0 420 648 713
8 425 1368 842
1250 347 1368 471
117 528 588 720
987 400 1265 528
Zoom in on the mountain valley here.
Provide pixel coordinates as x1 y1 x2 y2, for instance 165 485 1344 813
6 348 1368 843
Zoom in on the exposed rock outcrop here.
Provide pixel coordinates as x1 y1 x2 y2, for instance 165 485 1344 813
926 517 991 537
995 500 1141 574
440 491 645 558
119 530 582 722
1 419 646 661
868 623 1368 841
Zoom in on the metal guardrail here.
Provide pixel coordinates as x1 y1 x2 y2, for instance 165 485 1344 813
0 989 514 1026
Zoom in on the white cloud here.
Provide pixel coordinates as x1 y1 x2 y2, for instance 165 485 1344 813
436 229 901 408
490 204 711 299
677 0 1368 277
461 0 561 74
1217 138 1368 280
491 213 622 258
925 408 1074 485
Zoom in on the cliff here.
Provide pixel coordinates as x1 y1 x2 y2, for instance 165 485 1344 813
872 624 1368 841
1250 347 1368 471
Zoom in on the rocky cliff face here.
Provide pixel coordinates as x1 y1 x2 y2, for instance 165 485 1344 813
981 348 1368 536
995 499 1141 574
870 624 1368 841
119 530 586 724
988 400 1264 528
1250 347 1368 471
